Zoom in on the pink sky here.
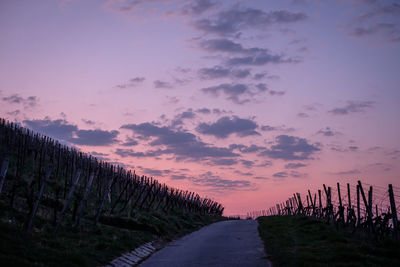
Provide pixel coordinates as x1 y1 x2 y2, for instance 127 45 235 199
0 0 399 215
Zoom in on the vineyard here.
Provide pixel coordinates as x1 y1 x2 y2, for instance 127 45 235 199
0 118 224 265
248 181 400 241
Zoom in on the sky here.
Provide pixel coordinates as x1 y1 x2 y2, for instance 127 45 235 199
0 0 399 215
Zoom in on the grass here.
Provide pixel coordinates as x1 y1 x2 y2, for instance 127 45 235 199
257 215 400 267
0 200 225 266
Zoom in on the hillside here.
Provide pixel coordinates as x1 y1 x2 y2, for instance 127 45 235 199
0 119 225 266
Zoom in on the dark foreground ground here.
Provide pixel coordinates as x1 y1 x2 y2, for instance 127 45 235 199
139 219 270 267
257 215 400 267
0 201 224 266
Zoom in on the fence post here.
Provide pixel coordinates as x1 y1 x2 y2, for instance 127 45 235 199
388 184 398 240
368 186 373 217
0 157 9 194
74 170 96 228
318 189 322 209
337 183 344 224
54 169 82 235
308 190 314 212
357 184 360 226
24 167 52 238
358 181 374 233
347 183 352 209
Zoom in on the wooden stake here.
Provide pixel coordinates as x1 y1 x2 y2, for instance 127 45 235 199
54 169 82 235
24 167 52 238
0 157 9 194
388 184 398 240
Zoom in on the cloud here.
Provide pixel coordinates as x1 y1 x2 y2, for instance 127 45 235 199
351 23 400 42
355 2 400 22
23 118 78 140
234 170 253 176
254 176 270 180
208 158 238 166
284 162 307 169
70 129 119 146
198 66 251 80
23 118 119 146
201 83 276 104
348 146 359 151
171 109 197 127
256 161 273 167
297 112 309 118
328 100 374 115
181 0 216 15
140 167 171 177
2 94 38 108
229 144 265 153
90 151 110 161
193 7 307 36
240 159 255 167
232 69 251 78
115 148 167 158
91 151 109 156
348 2 400 43
82 119 96 125
192 171 253 191
6 110 21 116
199 38 266 54
201 83 250 104
331 169 361 175
226 53 299 67
120 122 239 160
198 38 299 67
254 73 267 80
170 174 188 180
367 162 392 172
196 108 211 114
316 127 341 137
212 108 231 115
273 171 288 178
290 170 308 178
198 66 230 79
154 80 173 89
196 116 259 138
259 135 320 160
165 169 255 191
116 77 145 89
260 124 295 132
121 136 139 146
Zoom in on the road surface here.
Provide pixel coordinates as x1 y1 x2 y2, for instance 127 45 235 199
139 219 270 267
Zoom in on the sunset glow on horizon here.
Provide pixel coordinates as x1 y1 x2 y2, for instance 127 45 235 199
1 0 399 215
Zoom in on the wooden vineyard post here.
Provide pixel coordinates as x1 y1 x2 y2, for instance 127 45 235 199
54 169 82 235
323 184 332 222
318 189 322 217
357 184 360 226
94 174 114 226
388 184 398 240
24 167 52 238
74 170 96 228
0 157 9 194
357 181 374 233
347 183 352 209
368 186 373 217
346 183 355 226
137 180 155 210
297 193 304 214
308 190 315 215
337 183 345 225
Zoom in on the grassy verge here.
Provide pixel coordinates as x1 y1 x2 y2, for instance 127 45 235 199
257 215 400 267
0 201 225 266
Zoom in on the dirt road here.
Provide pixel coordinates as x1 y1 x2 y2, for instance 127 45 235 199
139 219 270 267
